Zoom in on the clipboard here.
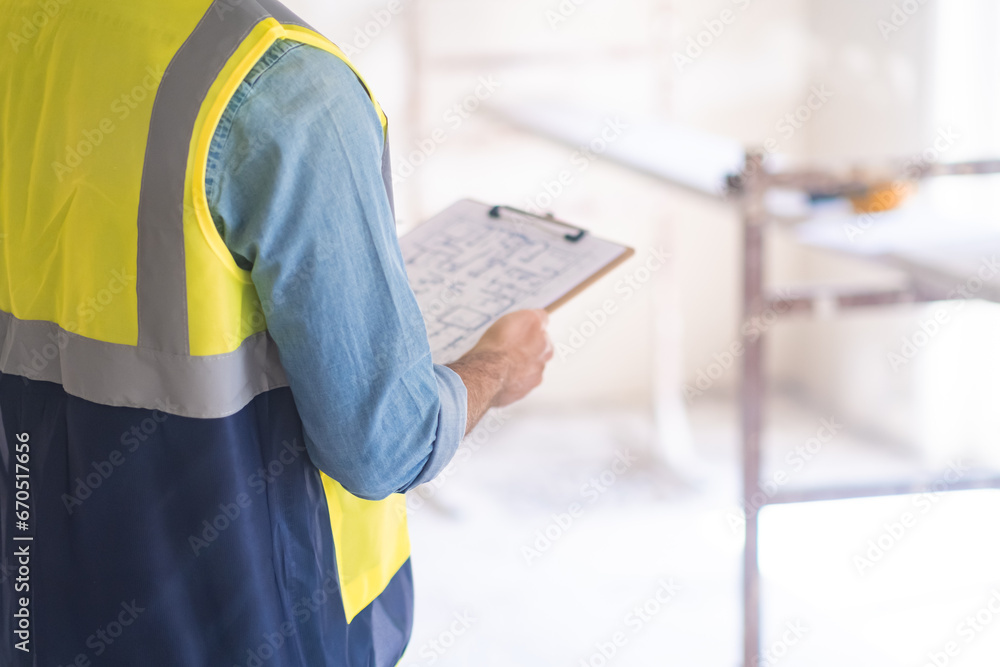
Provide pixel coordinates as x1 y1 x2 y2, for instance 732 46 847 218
400 199 635 364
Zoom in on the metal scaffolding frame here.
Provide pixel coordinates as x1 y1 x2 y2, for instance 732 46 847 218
730 151 1000 666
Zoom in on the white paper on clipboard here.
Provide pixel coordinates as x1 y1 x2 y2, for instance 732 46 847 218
400 199 634 364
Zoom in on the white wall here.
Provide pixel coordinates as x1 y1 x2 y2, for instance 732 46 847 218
764 0 936 445
668 0 811 400
772 0 1000 470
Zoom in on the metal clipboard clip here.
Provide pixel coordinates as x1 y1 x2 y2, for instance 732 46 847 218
488 205 587 243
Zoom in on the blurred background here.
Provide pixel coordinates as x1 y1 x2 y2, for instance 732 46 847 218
285 1 1000 665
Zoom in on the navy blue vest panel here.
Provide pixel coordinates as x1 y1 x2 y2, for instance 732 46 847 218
0 374 413 666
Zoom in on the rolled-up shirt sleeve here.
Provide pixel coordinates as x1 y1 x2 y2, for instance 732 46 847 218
204 40 466 501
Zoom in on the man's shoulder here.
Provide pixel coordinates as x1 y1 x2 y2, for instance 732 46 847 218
246 39 373 108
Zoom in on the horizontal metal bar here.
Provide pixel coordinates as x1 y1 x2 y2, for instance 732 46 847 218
767 288 923 316
766 476 1000 506
757 159 1000 194
763 273 996 316
927 159 1000 177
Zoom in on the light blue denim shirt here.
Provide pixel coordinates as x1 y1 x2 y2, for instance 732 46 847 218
205 40 467 501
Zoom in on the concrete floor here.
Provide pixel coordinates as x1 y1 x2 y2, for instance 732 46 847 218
402 394 1000 666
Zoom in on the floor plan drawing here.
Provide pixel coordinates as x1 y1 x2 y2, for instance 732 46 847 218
400 200 633 364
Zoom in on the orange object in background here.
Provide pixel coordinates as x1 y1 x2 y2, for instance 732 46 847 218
849 181 917 214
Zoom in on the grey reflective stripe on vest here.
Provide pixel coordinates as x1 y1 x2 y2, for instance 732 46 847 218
0 310 289 419
136 0 271 355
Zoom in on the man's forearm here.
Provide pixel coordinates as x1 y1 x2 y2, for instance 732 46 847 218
446 351 509 435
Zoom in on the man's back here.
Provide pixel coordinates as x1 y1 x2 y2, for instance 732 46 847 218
0 2 419 664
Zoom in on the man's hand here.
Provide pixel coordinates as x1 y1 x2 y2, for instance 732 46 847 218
467 310 553 407
446 310 554 434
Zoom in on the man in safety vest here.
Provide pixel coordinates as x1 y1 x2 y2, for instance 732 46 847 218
0 1 552 665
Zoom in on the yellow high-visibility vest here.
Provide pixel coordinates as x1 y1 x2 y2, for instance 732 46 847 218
0 1 411 664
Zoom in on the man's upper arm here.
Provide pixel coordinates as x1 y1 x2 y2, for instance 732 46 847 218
204 41 466 500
